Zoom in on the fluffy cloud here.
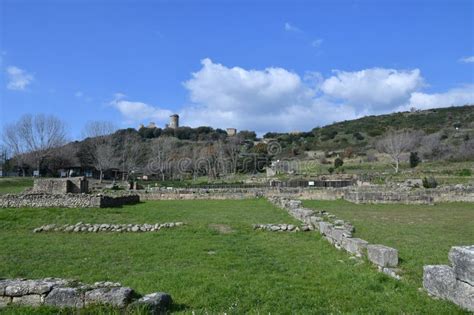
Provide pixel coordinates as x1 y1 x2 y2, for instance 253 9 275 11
6 66 34 90
401 85 474 111
111 59 472 134
321 68 424 112
110 94 173 124
459 56 474 63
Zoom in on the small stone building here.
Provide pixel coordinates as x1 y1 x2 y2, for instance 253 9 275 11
33 177 89 194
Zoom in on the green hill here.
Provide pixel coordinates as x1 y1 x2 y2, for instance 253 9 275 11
265 105 474 154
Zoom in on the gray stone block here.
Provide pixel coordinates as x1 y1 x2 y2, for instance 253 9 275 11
318 222 333 236
11 294 43 306
44 287 83 308
4 280 29 297
341 238 369 256
131 292 172 315
449 245 474 285
0 296 11 307
84 287 134 308
367 245 398 267
423 265 474 312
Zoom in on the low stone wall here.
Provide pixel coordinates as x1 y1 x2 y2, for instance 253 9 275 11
0 278 172 313
136 185 473 204
252 223 312 232
0 193 139 208
33 222 184 233
423 246 473 311
267 196 401 279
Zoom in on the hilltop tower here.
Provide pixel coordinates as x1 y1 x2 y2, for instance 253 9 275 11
169 114 179 129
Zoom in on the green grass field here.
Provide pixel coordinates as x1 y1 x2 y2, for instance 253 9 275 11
0 199 471 314
304 200 474 287
0 178 33 194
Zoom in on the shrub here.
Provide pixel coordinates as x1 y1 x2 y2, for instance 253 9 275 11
409 152 421 168
334 158 344 168
458 169 472 176
422 177 438 189
328 167 335 174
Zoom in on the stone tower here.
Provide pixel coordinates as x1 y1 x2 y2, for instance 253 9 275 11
169 114 179 129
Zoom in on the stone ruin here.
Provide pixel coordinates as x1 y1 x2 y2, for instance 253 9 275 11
0 278 172 313
267 196 401 279
423 245 474 311
33 177 89 194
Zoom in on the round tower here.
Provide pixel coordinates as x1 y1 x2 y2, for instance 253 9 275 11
169 114 179 129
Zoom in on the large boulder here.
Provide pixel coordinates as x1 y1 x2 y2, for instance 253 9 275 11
131 292 173 314
367 245 398 267
449 245 474 286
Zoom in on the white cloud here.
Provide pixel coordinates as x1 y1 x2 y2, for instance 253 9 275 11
110 59 472 134
321 68 424 112
75 91 84 98
401 85 474 111
459 56 474 63
284 22 301 32
110 93 173 125
6 66 34 90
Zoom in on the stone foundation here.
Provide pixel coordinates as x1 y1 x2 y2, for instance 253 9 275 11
33 222 184 233
0 278 172 313
423 245 474 312
0 193 139 208
267 196 401 279
33 177 89 194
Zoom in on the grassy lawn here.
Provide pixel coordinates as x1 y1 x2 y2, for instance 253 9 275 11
0 199 470 314
0 177 33 194
304 200 474 287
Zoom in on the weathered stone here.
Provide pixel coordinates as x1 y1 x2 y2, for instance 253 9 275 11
84 287 134 308
5 280 29 296
341 238 369 256
423 265 474 311
367 245 398 267
318 222 333 236
449 245 474 285
131 292 172 315
11 294 43 306
0 296 11 307
44 287 83 308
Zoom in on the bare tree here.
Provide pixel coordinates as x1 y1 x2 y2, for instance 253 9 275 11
120 134 147 181
149 137 178 181
376 130 420 173
81 121 118 182
2 114 67 175
81 121 117 139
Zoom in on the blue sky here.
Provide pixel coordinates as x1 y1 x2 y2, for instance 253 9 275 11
1 0 473 139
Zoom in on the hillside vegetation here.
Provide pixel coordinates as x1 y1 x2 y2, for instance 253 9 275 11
267 105 474 153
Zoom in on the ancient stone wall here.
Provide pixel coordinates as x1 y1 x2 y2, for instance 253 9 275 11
33 177 89 194
0 193 139 208
0 278 172 313
267 196 401 279
136 185 473 204
423 246 473 311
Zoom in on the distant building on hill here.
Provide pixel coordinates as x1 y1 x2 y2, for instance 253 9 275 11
226 128 237 136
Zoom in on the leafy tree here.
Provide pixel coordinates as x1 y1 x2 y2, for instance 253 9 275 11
334 158 344 168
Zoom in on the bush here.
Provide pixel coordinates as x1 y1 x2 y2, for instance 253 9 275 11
458 169 472 176
334 158 344 168
422 177 438 189
328 167 335 174
409 152 421 168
